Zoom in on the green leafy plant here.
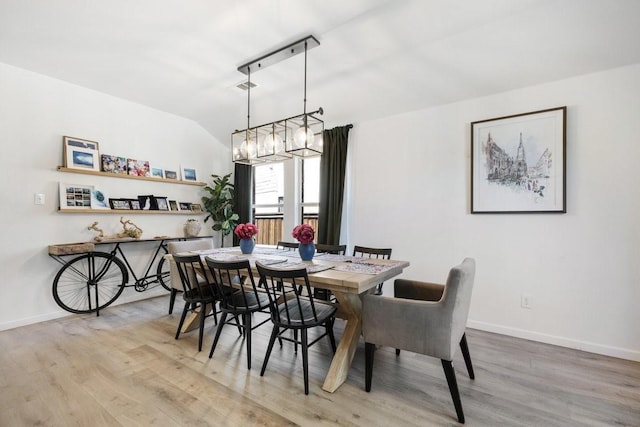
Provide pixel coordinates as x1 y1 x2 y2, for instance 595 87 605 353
201 173 239 246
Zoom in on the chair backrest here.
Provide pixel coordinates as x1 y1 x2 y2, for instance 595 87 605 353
172 253 213 299
256 262 323 327
442 258 476 350
276 241 299 250
168 239 214 290
315 243 347 255
205 258 264 311
353 245 392 259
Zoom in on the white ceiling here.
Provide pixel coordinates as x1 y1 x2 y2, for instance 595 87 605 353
1 0 640 142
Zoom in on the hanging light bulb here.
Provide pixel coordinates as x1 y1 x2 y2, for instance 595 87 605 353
293 125 314 149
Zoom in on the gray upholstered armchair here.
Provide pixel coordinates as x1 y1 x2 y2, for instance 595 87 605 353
167 238 214 314
362 258 476 424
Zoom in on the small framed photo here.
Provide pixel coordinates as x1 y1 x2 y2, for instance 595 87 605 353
137 195 157 210
91 189 110 209
164 170 178 180
191 203 202 213
101 154 127 174
63 136 100 171
179 202 192 211
150 167 164 178
109 198 131 210
127 159 150 177
59 183 93 209
471 106 566 214
156 197 169 211
169 200 178 211
129 199 142 210
181 167 197 181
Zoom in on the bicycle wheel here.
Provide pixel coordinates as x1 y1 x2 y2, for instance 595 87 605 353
52 252 127 314
156 256 171 291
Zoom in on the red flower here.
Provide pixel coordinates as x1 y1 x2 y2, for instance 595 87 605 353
292 224 315 244
234 223 259 239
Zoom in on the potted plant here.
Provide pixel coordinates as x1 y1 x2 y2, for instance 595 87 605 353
201 173 239 247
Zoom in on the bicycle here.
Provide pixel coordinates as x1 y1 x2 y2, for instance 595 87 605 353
48 236 203 316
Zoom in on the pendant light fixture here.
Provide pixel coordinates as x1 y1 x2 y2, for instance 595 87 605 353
232 35 324 164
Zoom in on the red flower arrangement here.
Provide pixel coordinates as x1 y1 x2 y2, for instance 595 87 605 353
292 224 315 244
234 223 259 240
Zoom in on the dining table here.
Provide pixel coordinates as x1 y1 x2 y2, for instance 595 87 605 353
167 245 410 393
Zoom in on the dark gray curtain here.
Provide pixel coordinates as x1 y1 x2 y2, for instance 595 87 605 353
233 163 253 246
318 125 351 245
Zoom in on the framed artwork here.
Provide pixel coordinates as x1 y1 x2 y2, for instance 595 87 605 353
101 154 127 174
471 106 566 214
63 136 100 171
156 197 169 211
169 200 178 211
59 183 93 209
164 170 178 180
129 199 142 210
109 199 131 210
90 189 109 209
151 167 164 178
179 202 192 211
191 203 202 213
137 195 157 210
127 159 150 177
181 167 197 181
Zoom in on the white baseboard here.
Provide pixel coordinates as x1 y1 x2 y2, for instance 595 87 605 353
468 320 640 362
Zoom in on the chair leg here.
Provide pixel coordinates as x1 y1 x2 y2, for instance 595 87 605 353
198 302 207 351
209 311 228 358
301 329 309 395
396 349 400 356
441 360 465 424
375 283 383 295
293 329 298 353
175 301 190 340
261 325 279 376
365 342 376 392
244 313 252 370
168 289 178 314
326 319 337 352
460 333 475 380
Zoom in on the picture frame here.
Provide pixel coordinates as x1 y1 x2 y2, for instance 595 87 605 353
108 198 131 210
59 183 93 209
164 170 178 180
471 106 566 214
169 200 178 211
137 195 157 210
63 136 100 171
190 203 202 213
127 159 150 177
150 167 164 178
101 154 127 174
156 197 169 211
179 202 192 211
90 189 110 209
129 199 142 210
181 166 197 181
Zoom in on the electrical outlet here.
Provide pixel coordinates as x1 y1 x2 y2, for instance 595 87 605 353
34 193 45 205
521 294 532 309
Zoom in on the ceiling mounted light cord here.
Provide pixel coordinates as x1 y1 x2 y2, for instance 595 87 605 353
232 35 324 164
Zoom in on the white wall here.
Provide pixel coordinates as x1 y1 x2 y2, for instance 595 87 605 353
0 62 230 330
346 64 640 361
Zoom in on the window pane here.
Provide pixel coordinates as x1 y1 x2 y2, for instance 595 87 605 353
302 157 320 215
254 162 284 215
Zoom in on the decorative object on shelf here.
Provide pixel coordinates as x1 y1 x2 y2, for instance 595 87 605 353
179 202 192 211
63 136 100 171
87 217 143 241
156 197 169 211
234 223 259 254
150 167 163 178
292 224 315 261
181 166 197 182
232 35 323 165
127 159 150 177
184 218 202 237
202 173 239 247
164 170 178 180
190 203 202 213
90 189 109 209
129 199 142 210
471 106 567 214
137 195 159 210
101 154 127 174
59 182 93 209
169 200 178 211
109 198 131 210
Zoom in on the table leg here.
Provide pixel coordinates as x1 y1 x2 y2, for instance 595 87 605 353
322 291 362 393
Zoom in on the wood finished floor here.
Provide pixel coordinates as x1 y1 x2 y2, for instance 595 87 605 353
1 295 638 426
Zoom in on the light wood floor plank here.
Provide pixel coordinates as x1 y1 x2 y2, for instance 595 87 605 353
0 295 638 426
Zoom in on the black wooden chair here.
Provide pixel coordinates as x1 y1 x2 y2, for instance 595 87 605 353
205 258 272 370
172 254 219 351
256 261 337 395
276 241 299 250
353 245 392 295
313 243 347 300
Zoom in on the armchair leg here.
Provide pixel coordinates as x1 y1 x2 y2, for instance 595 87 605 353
459 333 475 379
441 360 465 424
365 342 376 392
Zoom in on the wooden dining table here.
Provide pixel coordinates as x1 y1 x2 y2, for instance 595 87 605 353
167 246 410 393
